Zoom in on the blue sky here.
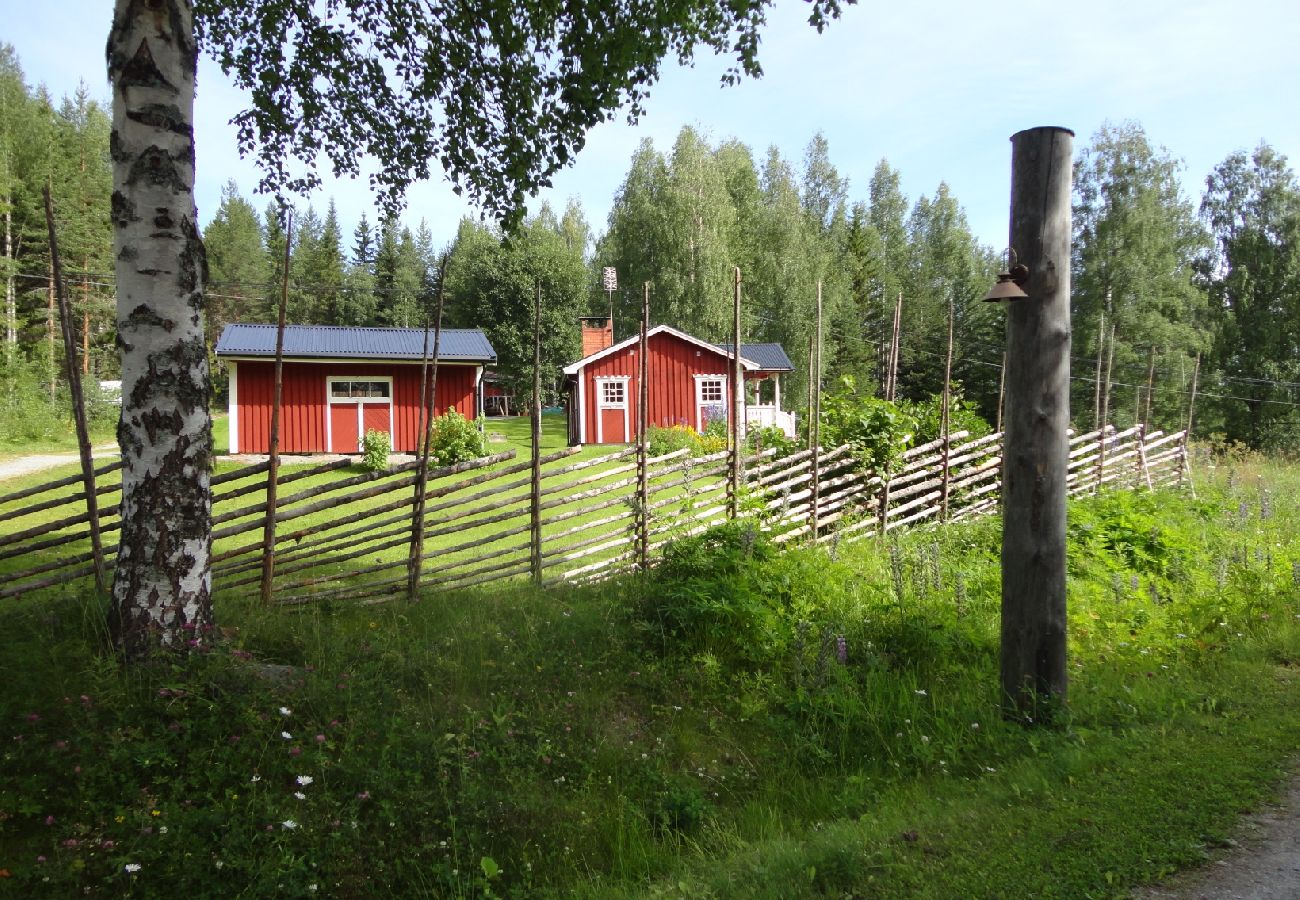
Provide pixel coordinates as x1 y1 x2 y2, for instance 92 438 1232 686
7 0 1298 254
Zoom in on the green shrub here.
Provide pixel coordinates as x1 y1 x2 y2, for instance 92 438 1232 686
818 375 916 474
428 408 487 466
747 423 796 458
646 423 697 457
898 386 994 445
361 428 391 470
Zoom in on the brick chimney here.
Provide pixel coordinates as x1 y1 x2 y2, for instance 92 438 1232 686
579 316 614 357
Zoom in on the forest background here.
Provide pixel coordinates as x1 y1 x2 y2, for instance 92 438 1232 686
2 42 1299 452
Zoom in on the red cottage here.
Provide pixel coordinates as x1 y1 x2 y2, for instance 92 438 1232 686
215 324 496 454
563 319 796 445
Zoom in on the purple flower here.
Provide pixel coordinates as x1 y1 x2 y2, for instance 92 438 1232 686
835 635 847 664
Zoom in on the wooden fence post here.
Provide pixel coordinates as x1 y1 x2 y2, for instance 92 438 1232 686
1186 351 1200 441
996 351 1006 434
530 281 543 583
810 279 822 539
636 282 649 569
42 186 105 595
886 291 902 401
1092 310 1105 435
407 253 448 601
260 210 291 606
939 295 954 521
729 266 743 519
1000 125 1074 719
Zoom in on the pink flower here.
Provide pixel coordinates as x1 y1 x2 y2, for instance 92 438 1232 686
25 713 39 723
315 734 326 743
288 746 302 757
44 815 55 826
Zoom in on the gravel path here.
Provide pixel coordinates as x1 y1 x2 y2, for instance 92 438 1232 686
0 447 117 483
1134 769 1300 899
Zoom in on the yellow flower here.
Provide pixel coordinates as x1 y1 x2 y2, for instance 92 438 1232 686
114 815 125 823
150 810 161 817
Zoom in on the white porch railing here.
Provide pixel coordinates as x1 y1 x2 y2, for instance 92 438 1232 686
746 405 797 438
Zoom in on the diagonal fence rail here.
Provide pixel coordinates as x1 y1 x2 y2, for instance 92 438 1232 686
0 424 1189 603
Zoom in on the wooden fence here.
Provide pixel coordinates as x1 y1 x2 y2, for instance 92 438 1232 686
0 424 1188 604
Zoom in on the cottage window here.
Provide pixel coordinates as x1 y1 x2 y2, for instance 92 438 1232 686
699 379 724 404
330 380 391 400
601 380 625 406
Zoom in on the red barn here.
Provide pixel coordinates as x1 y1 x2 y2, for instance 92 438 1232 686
215 324 496 454
563 319 795 445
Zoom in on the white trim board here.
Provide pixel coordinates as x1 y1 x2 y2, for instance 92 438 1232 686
227 360 239 454
562 324 759 375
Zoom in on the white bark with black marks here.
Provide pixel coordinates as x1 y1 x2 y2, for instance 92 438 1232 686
107 0 212 657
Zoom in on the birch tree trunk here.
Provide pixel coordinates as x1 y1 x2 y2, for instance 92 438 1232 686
4 204 14 354
107 0 213 657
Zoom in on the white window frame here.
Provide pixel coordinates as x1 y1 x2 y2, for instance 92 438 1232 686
693 375 728 433
325 375 395 453
593 375 630 444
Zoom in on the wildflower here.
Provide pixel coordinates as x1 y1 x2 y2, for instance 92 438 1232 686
124 863 141 874
294 792 307 800
25 713 39 722
250 775 262 783
150 810 161 817
36 856 46 863
970 722 980 730
280 707 292 717
835 635 848 664
288 746 302 757
315 734 326 743
914 689 927 696
920 735 930 743
158 826 168 834
44 815 55 826
281 820 298 830
281 731 292 740
296 775 314 786
356 791 371 801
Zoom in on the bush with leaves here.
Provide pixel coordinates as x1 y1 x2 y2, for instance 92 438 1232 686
898 386 993 446
361 428 391 471
747 424 796 458
428 409 487 466
817 375 916 474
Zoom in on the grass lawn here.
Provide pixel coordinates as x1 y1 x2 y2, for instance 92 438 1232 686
0 450 1298 896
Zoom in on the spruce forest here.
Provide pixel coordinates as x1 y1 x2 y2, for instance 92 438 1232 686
2 42 1298 450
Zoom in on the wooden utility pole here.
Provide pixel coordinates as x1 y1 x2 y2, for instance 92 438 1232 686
940 295 954 520
529 281 543 583
636 283 650 569
1000 126 1073 720
810 280 823 539
43 187 105 595
805 331 816 451
729 266 744 517
260 210 292 605
407 254 448 601
1186 351 1201 439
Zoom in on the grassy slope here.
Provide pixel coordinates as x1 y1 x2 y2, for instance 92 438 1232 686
0 454 1297 897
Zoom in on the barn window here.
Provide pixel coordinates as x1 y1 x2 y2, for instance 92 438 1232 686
699 379 724 404
330 379 391 400
601 380 625 406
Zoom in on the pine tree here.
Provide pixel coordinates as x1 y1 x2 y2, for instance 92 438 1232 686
203 180 268 331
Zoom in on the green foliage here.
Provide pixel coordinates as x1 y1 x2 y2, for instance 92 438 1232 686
818 375 915 472
427 408 486 466
194 1 852 226
360 428 390 471
639 521 788 667
897 387 993 445
747 423 796 458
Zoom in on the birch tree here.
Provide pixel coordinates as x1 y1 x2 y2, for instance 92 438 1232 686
107 0 211 657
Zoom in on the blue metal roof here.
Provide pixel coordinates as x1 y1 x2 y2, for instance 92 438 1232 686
715 342 795 373
215 324 497 363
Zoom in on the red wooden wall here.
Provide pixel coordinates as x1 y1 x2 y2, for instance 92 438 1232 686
579 332 736 444
234 361 478 453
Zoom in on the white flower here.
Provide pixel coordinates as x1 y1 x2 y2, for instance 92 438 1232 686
280 707 292 716
158 825 168 834
250 775 262 783
281 731 292 740
294 792 307 800
914 689 928 696
124 863 142 874
296 775 314 786
282 819 298 830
